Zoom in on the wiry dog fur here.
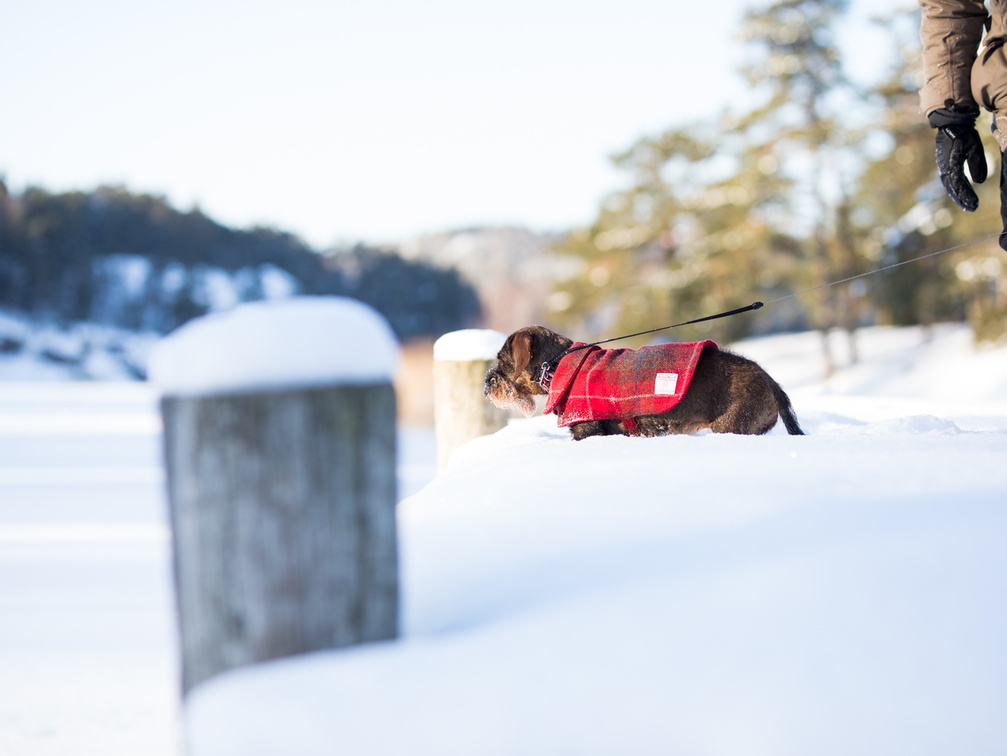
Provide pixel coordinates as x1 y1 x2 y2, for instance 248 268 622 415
484 325 805 440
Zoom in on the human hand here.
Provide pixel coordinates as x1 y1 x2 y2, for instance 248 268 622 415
935 124 987 211
929 106 988 212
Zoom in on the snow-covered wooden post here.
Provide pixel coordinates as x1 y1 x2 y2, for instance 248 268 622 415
433 329 508 473
150 297 400 696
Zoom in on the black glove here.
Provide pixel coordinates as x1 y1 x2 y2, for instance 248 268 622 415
929 103 988 212
999 150 1007 251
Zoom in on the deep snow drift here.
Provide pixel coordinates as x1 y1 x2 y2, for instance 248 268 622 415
2 322 1006 755
184 323 1007 756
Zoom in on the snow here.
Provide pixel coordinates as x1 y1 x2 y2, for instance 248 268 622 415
2 322 1006 755
258 264 299 301
433 328 507 362
0 381 436 756
0 310 156 381
181 322 1007 756
0 382 179 756
147 296 399 397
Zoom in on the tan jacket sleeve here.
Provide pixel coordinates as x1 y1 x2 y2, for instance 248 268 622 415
919 0 988 115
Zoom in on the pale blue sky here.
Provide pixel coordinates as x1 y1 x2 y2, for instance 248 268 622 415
2 0 908 248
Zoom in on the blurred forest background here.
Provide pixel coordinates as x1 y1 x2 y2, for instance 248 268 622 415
2 0 1005 395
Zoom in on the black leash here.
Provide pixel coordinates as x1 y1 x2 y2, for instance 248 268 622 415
568 301 765 353
536 231 1003 389
537 301 765 388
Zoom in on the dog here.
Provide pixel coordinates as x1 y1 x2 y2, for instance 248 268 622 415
484 325 804 440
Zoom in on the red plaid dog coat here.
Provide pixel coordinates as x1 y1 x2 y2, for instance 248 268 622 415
543 340 717 434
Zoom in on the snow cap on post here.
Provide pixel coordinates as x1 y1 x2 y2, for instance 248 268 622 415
433 329 507 363
149 296 398 397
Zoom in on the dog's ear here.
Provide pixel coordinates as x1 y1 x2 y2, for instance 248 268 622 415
510 330 536 376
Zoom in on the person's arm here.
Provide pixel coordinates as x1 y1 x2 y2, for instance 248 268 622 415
919 0 987 115
920 0 990 211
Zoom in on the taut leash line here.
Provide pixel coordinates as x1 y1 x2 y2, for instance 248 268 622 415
567 301 765 355
536 231 1002 388
763 232 1002 306
538 301 765 388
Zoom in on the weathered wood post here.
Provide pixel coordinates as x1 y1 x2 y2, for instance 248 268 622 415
433 329 508 473
150 297 400 696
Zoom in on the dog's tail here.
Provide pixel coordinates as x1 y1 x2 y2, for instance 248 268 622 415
771 379 805 436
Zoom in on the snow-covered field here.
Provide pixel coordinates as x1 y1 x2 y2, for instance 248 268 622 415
0 379 435 756
0 382 177 755
2 323 1006 755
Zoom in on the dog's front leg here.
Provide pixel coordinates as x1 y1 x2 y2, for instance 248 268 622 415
570 419 625 440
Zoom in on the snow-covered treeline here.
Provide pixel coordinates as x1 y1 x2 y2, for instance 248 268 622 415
0 183 482 350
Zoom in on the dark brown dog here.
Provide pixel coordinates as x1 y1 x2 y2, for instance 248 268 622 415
484 325 804 440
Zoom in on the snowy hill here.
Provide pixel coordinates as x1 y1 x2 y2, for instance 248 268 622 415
182 322 1007 756
0 309 158 381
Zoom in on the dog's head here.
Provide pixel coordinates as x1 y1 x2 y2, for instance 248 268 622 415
484 326 574 416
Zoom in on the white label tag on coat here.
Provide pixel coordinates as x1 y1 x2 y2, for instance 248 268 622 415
654 372 679 395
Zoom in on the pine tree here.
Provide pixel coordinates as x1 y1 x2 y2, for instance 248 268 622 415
552 1 1004 349
736 0 865 374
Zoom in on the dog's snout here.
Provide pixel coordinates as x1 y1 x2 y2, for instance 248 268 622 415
484 369 501 396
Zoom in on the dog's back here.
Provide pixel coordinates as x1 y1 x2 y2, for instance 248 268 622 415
660 348 804 436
